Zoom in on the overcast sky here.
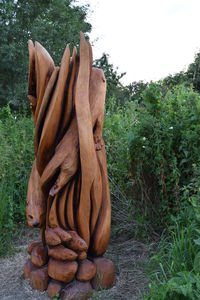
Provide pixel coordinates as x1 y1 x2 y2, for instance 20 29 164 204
78 0 200 85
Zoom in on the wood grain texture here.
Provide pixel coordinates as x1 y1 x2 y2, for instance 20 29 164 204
90 145 111 256
34 41 54 123
36 45 70 175
26 34 112 284
26 159 46 228
27 40 37 119
34 67 59 155
75 33 102 246
59 46 77 138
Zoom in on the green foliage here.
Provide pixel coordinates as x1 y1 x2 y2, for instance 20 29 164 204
144 166 200 299
0 105 34 255
0 0 91 110
128 83 200 225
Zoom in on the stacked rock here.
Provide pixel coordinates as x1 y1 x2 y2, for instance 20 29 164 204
24 228 115 299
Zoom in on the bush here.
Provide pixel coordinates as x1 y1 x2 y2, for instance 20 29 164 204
128 83 200 227
145 165 200 299
0 106 34 255
103 98 139 234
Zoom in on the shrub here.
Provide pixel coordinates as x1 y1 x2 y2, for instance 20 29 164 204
145 165 200 299
128 83 200 226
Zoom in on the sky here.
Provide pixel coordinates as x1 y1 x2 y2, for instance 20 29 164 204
78 0 200 85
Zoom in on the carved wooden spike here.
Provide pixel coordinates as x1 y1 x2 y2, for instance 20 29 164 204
60 46 77 138
37 44 70 175
26 159 46 228
66 179 75 230
90 146 111 256
75 32 98 246
49 194 60 229
88 41 93 72
34 41 54 123
34 67 60 155
57 183 70 229
28 40 37 119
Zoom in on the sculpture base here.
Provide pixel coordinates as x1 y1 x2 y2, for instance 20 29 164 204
24 240 115 299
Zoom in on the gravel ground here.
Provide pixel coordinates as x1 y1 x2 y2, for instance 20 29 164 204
0 227 150 300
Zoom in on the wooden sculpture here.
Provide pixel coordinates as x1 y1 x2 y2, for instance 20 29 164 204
24 32 115 299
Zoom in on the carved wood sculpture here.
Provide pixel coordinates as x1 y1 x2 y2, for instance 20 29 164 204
24 32 115 299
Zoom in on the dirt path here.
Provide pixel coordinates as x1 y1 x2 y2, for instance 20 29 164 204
0 227 150 300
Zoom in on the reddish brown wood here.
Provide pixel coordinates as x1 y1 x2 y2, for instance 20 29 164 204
90 146 111 256
30 265 49 291
34 67 60 154
27 40 37 119
24 259 37 279
67 230 88 252
25 33 114 294
48 245 77 261
77 251 87 261
60 46 77 137
31 244 47 267
76 259 96 282
26 159 46 228
45 228 61 246
91 258 115 290
61 281 93 300
37 44 70 175
47 279 62 298
48 258 78 282
34 42 54 123
27 240 42 255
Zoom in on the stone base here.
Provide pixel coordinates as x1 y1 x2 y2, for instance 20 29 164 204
24 240 115 299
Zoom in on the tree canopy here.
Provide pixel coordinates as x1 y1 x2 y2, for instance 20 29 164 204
0 0 91 110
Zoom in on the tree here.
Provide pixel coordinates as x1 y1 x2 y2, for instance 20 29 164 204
0 0 91 110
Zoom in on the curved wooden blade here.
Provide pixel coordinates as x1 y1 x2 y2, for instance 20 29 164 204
88 41 93 72
90 145 111 256
34 67 60 155
37 44 70 175
66 179 76 230
59 47 77 138
28 40 37 119
49 194 59 228
34 41 55 123
57 184 70 230
75 32 94 246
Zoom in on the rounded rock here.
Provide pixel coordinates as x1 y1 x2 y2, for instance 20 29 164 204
76 259 96 282
91 258 115 290
48 258 78 283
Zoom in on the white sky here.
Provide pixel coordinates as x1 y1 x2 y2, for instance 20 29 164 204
78 0 200 85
